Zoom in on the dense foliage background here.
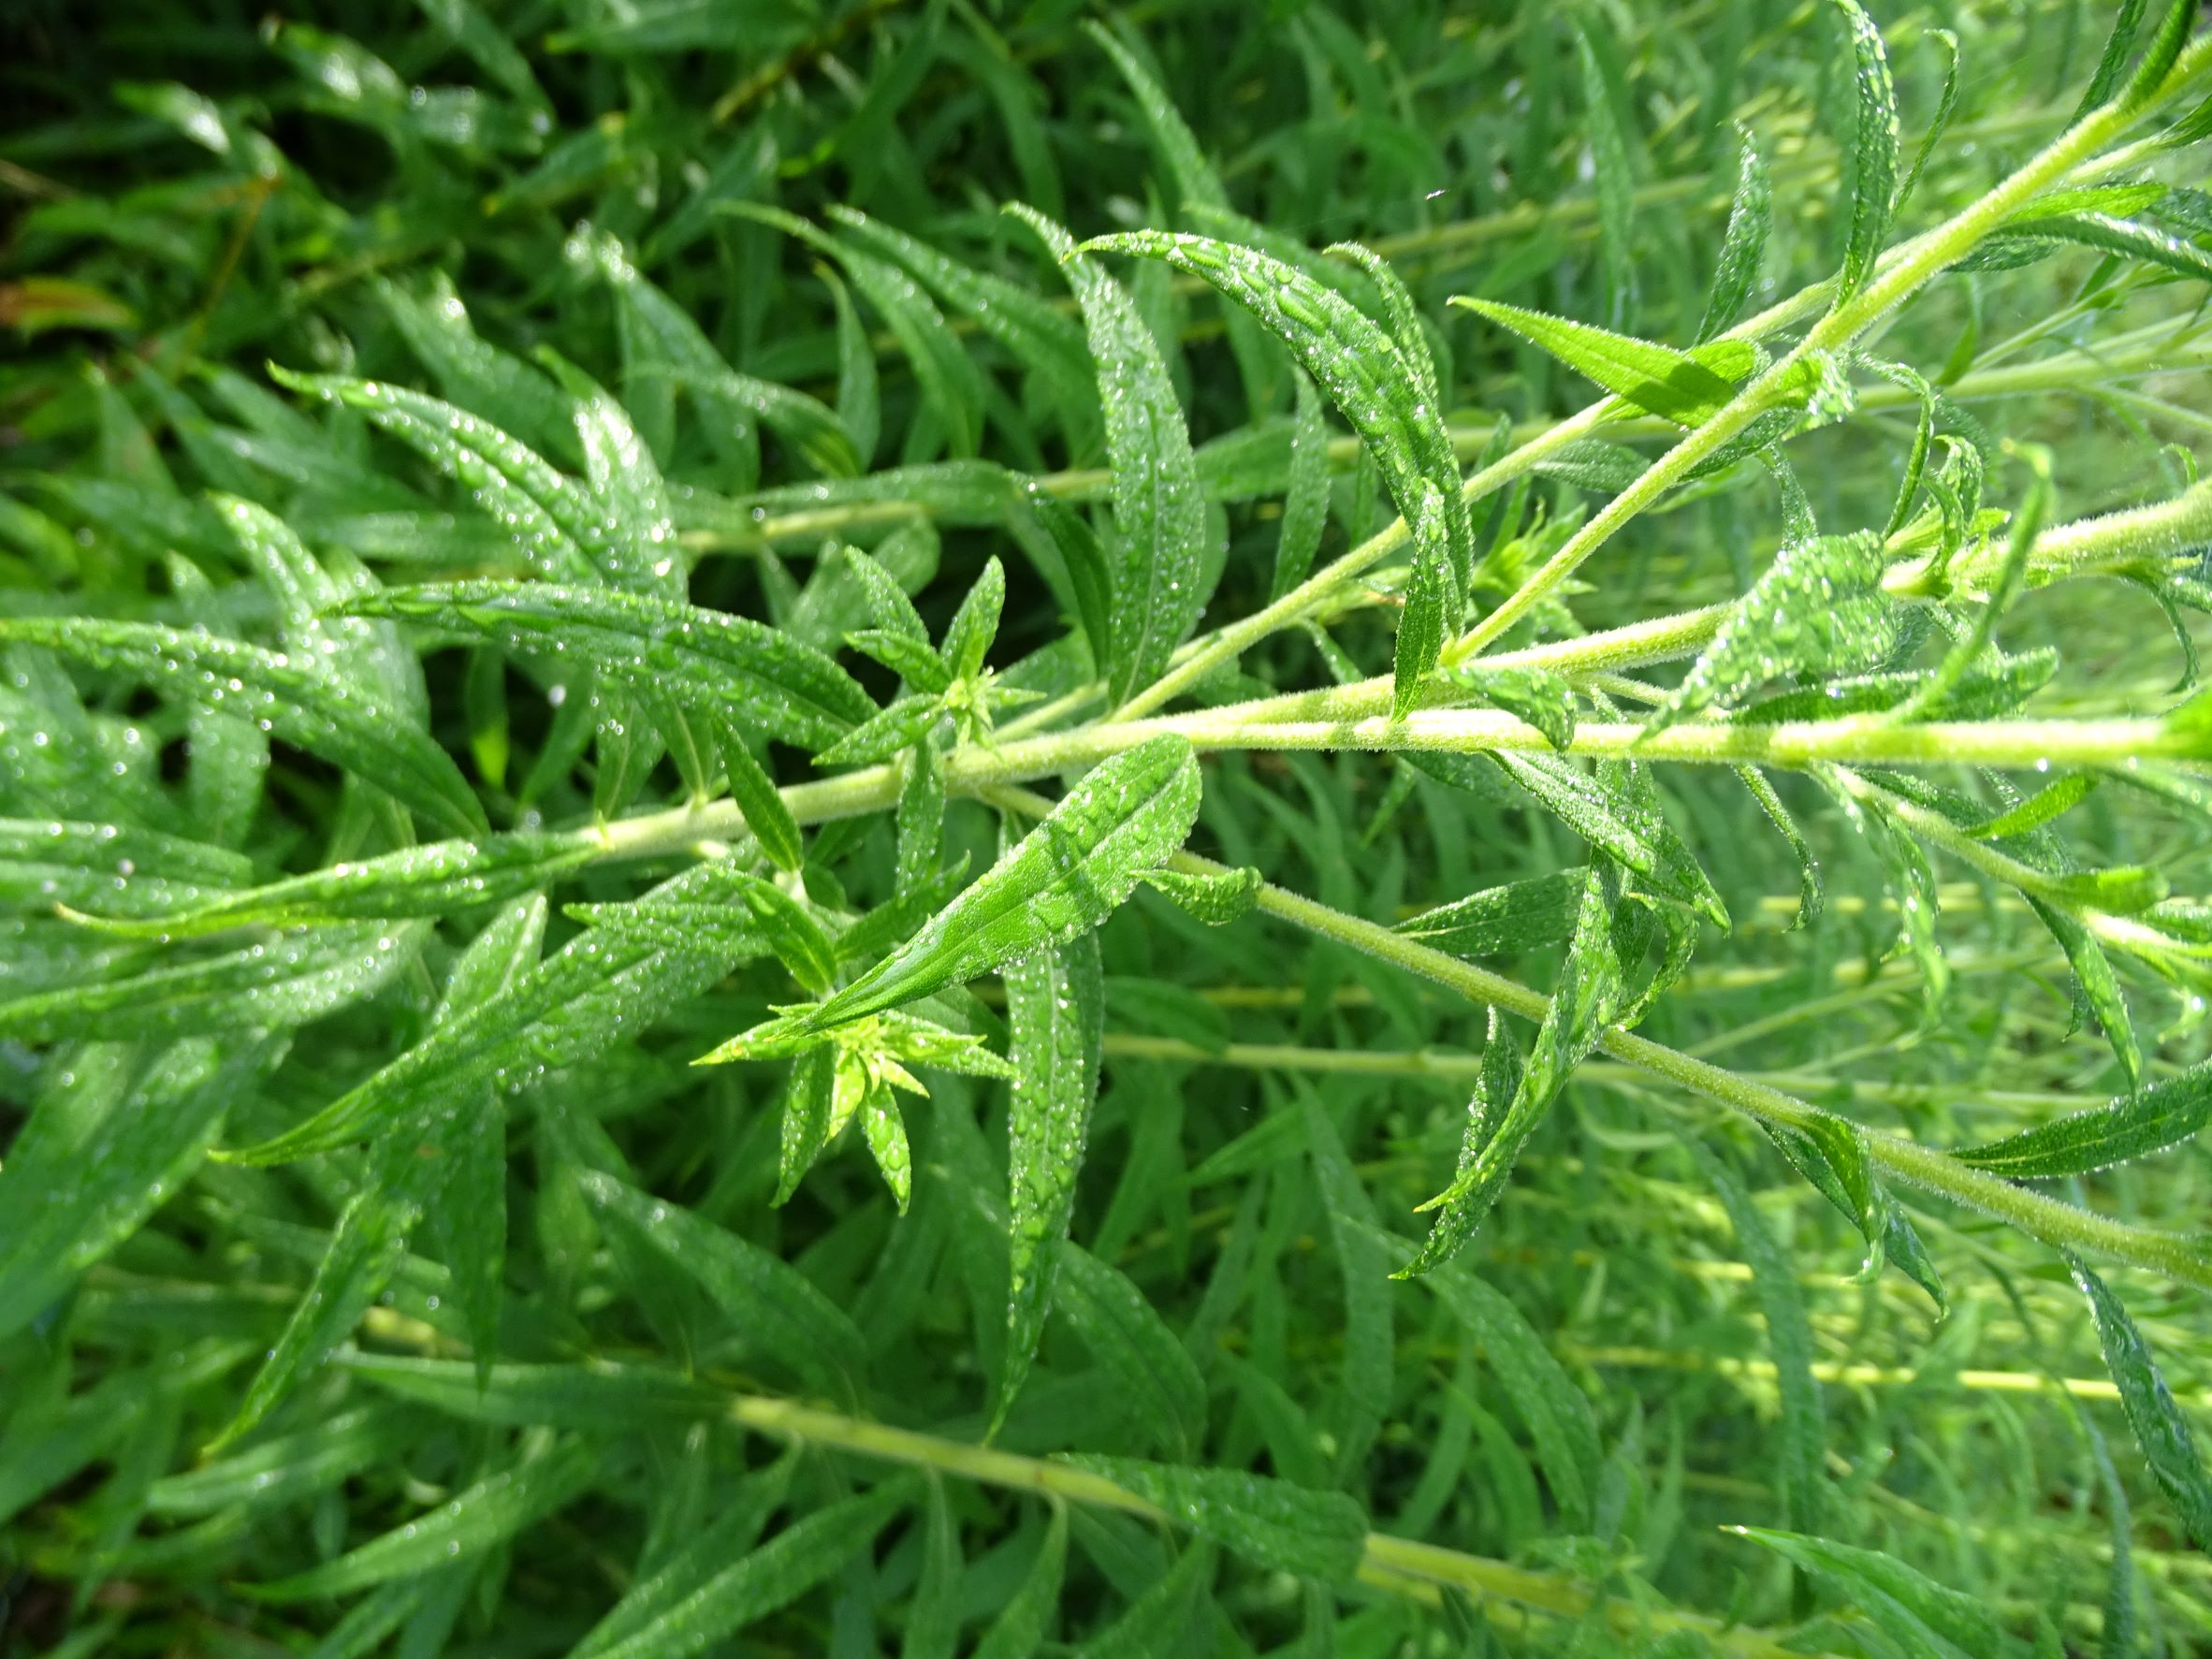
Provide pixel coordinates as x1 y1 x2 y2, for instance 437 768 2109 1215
6 0 2212 1652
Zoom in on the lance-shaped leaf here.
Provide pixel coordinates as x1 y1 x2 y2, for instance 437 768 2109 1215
1453 298 1754 428
1958 1061 2212 1178
1139 865 1261 925
1079 229 1473 716
247 1440 601 1601
0 818 251 920
0 920 431 1044
147 1404 420 1517
577 1481 912 1659
67 831 595 938
1011 209 1207 709
575 1170 866 1394
713 717 803 872
2066 1250 2212 1550
1273 369 1332 601
1698 128 1772 342
1395 867 1587 959
1828 0 1899 307
2026 895 2142 1089
1055 1241 1207 1457
1730 1528 2021 1657
347 582 872 751
269 368 647 587
223 861 771 1165
795 735 1201 1032
1401 863 1629 1273
0 617 485 836
1064 1455 1368 1579
997 931 1104 1425
0 1036 278 1339
572 226 858 480
1490 753 1728 926
1692 1142 1826 1535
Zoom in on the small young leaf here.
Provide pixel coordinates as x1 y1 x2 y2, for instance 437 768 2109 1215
713 719 803 872
1138 865 1262 925
791 735 1201 1033
1454 298 1753 428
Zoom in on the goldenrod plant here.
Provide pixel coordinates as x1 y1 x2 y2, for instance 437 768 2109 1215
6 0 2212 1651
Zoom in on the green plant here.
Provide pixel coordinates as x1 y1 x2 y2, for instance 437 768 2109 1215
7 0 2212 1651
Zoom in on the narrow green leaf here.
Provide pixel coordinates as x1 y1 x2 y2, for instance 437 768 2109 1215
0 818 251 920
0 921 430 1044
347 581 872 752
224 861 768 1164
582 1481 913 1659
970 1507 1067 1659
1055 1242 1207 1457
1958 1061 2212 1178
1694 1144 1826 1534
712 719 803 872
574 1456 798 1657
1079 230 1472 717
575 1170 866 1393
66 832 594 938
1448 663 1579 751
999 931 1104 1424
2027 896 2142 1089
789 735 1201 1033
1067 1455 1367 1579
1395 868 1587 958
1828 0 1900 306
1731 1527 2019 1656
147 1404 417 1517
1273 370 1332 601
940 555 1005 682
1011 210 1208 708
0 1038 276 1339
0 617 485 836
1492 754 1728 926
248 1440 599 1601
1454 301 1753 429
1697 129 1772 342
1575 25 1639 327
1402 862 1628 1268
1897 30 1961 215
1734 765 1824 929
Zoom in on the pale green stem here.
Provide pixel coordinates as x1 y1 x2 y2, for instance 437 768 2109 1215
721 1395 1812 1657
1165 851 2212 1293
